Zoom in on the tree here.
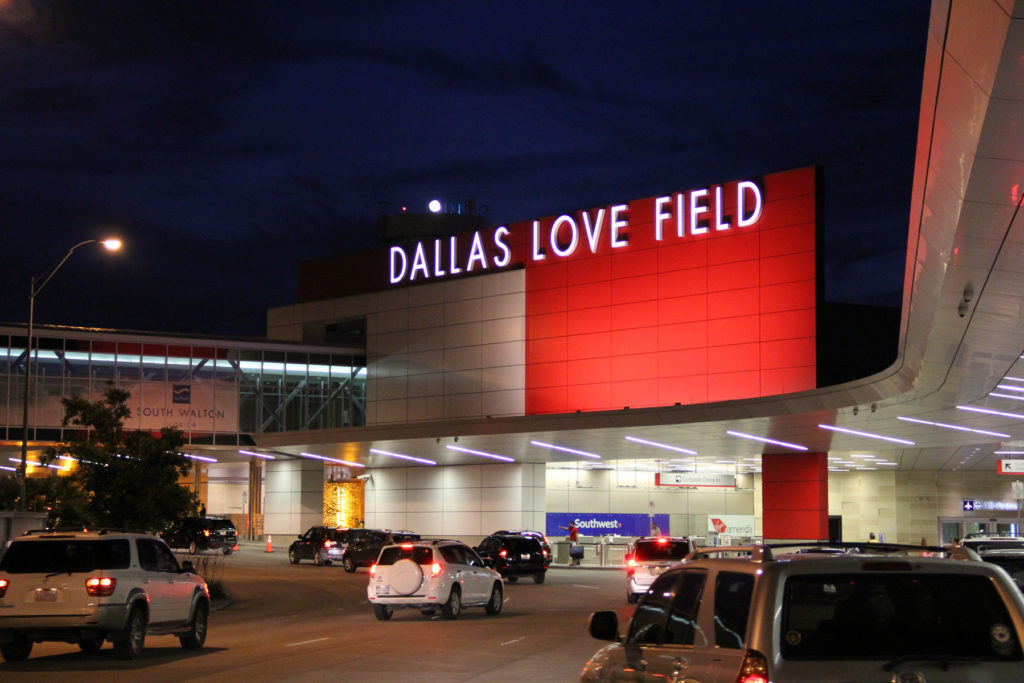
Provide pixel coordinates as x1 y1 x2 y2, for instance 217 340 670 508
43 386 195 531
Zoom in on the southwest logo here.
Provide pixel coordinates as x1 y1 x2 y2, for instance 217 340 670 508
172 385 191 404
711 518 727 533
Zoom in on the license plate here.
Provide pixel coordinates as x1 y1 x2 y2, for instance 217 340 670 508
375 585 390 595
520 554 530 560
34 589 57 602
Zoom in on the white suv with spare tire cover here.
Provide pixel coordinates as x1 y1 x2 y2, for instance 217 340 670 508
366 539 503 620
0 529 210 662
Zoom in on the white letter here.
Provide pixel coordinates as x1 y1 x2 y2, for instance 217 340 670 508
389 246 408 284
714 185 730 231
689 189 708 235
410 242 430 280
737 181 763 227
676 192 686 237
654 197 671 241
493 226 511 267
532 220 546 261
550 215 579 257
610 204 629 248
582 208 605 253
432 238 446 277
449 235 462 274
467 231 488 271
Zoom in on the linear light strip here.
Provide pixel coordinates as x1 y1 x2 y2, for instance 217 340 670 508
300 451 350 465
995 384 1024 393
369 448 437 466
238 450 276 460
183 453 218 463
957 405 1024 420
446 445 514 462
818 424 915 445
989 392 1024 402
625 436 698 455
726 431 808 451
897 415 1011 438
530 440 601 459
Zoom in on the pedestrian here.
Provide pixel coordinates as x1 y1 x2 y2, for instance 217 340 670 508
560 521 580 566
651 521 661 537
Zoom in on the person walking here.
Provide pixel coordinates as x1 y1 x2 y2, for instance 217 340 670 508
560 521 581 566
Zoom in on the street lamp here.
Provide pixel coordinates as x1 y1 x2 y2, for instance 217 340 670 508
18 238 122 510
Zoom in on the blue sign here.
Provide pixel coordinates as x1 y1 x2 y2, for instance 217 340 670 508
172 384 191 404
962 500 975 511
546 512 670 538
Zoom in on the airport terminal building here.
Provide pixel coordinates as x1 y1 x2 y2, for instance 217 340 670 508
3 3 1024 553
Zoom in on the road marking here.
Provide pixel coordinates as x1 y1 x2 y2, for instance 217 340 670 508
501 637 525 646
285 637 330 647
574 584 599 589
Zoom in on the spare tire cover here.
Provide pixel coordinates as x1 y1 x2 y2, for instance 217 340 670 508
390 558 425 595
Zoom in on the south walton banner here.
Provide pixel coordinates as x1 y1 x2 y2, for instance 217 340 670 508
546 512 670 538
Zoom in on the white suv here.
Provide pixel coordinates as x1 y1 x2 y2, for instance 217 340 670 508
367 539 503 620
584 542 1024 682
626 536 695 603
0 529 210 661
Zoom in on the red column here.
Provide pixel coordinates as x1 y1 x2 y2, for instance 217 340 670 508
762 452 828 541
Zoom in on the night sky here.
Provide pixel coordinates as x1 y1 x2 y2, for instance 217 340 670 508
0 1 930 338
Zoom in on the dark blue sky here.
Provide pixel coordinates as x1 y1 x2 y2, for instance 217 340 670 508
0 1 930 337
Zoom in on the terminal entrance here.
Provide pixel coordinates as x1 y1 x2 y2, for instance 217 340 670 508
940 517 1023 543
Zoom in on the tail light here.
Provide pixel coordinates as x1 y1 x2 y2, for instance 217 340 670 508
85 577 117 597
431 562 442 577
0 578 8 598
323 540 335 549
657 537 668 545
369 564 377 577
203 529 210 537
401 543 414 549
734 649 769 683
542 549 548 558
499 549 508 558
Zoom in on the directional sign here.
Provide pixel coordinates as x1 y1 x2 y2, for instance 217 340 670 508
963 500 975 511
999 460 1024 474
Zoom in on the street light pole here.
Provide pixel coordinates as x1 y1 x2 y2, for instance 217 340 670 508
18 238 122 510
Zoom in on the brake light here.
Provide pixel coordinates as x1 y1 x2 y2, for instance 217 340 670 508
0 578 7 598
499 549 508 558
431 562 442 577
323 540 335 549
85 577 117 597
401 543 414 549
734 649 769 683
369 563 377 577
657 537 668 544
203 529 210 537
542 549 548 557
627 556 637 568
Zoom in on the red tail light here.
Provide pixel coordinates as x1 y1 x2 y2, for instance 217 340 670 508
369 563 377 577
627 556 637 568
401 543 414 549
203 529 210 537
735 649 769 683
323 540 335 549
85 577 117 597
542 549 548 557
431 562 442 577
0 578 8 598
657 537 668 544
499 549 508 558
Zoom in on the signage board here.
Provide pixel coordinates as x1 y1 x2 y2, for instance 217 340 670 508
708 515 755 536
546 512 669 538
656 472 736 488
999 460 1024 474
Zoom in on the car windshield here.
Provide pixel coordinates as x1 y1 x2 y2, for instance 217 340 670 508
377 546 433 565
502 537 540 553
0 539 131 573
781 573 1022 660
206 519 235 531
633 541 690 562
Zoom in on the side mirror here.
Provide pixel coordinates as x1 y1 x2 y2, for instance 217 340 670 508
181 560 196 574
589 610 620 642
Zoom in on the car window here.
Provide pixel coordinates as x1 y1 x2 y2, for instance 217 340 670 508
0 539 131 573
634 540 691 562
478 537 498 553
665 570 707 646
965 540 1024 552
463 547 486 567
137 538 179 572
628 571 679 645
782 573 1023 660
714 571 753 649
378 546 433 566
440 546 467 565
981 556 1024 589
504 537 540 553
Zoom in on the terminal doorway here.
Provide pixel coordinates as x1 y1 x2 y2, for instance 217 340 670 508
939 517 1023 543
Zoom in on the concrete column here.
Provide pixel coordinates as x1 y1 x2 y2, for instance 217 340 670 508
263 458 324 537
762 452 828 541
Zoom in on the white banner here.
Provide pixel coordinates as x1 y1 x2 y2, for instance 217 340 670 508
656 472 736 488
708 514 756 536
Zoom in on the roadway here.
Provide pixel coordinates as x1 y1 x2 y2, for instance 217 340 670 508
0 542 633 682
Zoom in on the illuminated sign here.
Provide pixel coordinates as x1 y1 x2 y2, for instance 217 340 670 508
656 472 736 488
998 459 1024 474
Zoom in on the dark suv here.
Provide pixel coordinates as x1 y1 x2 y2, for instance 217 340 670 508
288 526 351 566
341 530 420 573
161 517 237 555
475 532 549 583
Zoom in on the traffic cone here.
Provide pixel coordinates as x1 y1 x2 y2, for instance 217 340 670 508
265 534 273 553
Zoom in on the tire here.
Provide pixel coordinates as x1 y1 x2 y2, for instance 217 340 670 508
288 548 300 564
179 601 209 650
313 551 323 567
389 559 424 596
373 604 393 621
114 607 147 660
441 586 461 620
78 636 104 653
533 571 546 584
485 583 503 615
627 591 638 604
188 540 198 555
506 575 518 583
0 636 33 662
342 555 357 573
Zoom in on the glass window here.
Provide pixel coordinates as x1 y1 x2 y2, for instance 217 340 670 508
665 571 707 646
633 539 691 562
628 571 678 645
0 539 131 573
782 573 1023 660
377 546 433 565
714 571 754 648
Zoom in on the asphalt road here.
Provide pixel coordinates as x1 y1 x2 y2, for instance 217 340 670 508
0 543 634 682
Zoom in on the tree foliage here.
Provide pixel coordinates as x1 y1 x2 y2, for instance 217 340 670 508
41 387 195 531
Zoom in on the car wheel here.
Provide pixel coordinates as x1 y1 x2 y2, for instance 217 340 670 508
78 636 104 653
373 604 393 621
626 591 638 604
342 555 357 573
313 551 323 567
0 636 33 662
113 606 147 660
533 571 546 584
288 548 300 564
485 583 503 615
390 559 424 596
441 586 461 620
506 575 518 583
179 601 209 650
188 540 198 555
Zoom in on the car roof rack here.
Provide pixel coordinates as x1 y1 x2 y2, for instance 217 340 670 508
21 527 150 537
686 541 955 563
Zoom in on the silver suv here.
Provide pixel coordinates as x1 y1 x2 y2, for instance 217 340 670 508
366 539 503 620
0 529 210 661
583 542 1024 682
626 536 695 603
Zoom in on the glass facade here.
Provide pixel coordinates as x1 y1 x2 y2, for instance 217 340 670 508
0 327 366 447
